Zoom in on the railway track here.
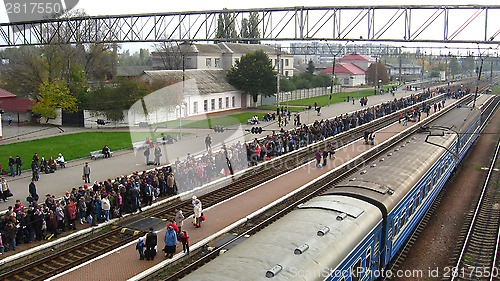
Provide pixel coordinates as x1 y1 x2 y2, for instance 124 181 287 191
447 136 500 281
0 92 471 281
0 227 144 281
145 92 461 221
145 95 477 281
383 93 500 281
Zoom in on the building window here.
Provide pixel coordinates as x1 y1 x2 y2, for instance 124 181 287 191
206 58 212 67
285 59 289 66
193 101 198 114
204 100 208 112
218 98 223 109
275 59 278 66
215 58 220 67
343 78 350 85
285 71 289 76
225 97 229 108
211 99 215 110
232 96 235 107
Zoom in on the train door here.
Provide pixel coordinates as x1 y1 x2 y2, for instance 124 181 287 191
385 220 393 265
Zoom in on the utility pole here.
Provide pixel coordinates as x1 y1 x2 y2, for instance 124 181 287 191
398 47 402 86
180 53 185 139
374 57 378 95
329 52 336 107
276 46 281 110
473 57 484 108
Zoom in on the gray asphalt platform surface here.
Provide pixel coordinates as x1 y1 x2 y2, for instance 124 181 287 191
0 88 420 209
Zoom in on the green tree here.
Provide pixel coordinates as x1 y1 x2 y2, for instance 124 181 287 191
227 50 277 104
365 62 389 85
280 77 296 92
32 80 78 120
216 8 238 42
240 12 261 44
461 55 476 75
86 77 172 121
307 60 315 75
448 55 460 76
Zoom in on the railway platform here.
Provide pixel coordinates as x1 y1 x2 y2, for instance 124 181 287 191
0 87 426 211
50 96 466 281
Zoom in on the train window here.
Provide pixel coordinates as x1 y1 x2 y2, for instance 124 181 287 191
366 248 371 271
421 188 426 200
441 165 445 176
408 200 414 217
416 194 420 207
394 218 399 235
352 258 363 281
400 210 407 227
426 181 431 194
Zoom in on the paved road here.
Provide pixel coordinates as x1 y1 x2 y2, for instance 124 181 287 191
0 88 421 209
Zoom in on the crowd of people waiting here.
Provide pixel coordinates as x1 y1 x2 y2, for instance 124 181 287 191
0 85 469 254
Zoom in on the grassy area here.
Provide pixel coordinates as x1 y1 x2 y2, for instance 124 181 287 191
257 105 308 112
157 112 266 128
0 131 181 171
491 85 500 95
285 86 394 107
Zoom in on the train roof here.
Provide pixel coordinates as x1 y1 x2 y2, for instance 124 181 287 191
428 106 480 135
181 195 382 281
326 106 480 214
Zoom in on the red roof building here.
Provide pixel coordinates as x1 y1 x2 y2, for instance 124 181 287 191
319 63 366 87
0 98 35 112
320 63 365 75
338 53 375 71
0 88 16 99
338 53 376 62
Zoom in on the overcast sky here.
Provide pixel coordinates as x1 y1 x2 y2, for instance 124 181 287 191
1 0 499 54
74 0 497 15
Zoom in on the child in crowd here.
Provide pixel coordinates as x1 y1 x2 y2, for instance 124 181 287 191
136 238 145 260
179 230 189 254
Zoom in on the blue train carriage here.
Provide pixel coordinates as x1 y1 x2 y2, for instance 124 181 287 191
327 106 481 275
181 195 383 281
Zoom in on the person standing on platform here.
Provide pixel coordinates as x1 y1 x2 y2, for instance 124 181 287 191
315 150 322 168
8 156 15 177
322 148 328 167
83 162 91 183
15 155 22 176
144 147 150 165
144 183 154 206
31 160 39 181
192 196 203 228
136 238 145 260
154 145 162 165
145 227 157 261
175 208 184 233
179 230 189 254
163 226 177 258
101 195 110 222
205 134 212 151
1 177 10 202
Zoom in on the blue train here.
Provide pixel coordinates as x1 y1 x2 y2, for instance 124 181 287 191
181 103 483 281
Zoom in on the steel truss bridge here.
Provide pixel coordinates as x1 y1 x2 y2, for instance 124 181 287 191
1 5 500 47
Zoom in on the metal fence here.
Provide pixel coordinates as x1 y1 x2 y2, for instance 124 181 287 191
261 85 342 106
